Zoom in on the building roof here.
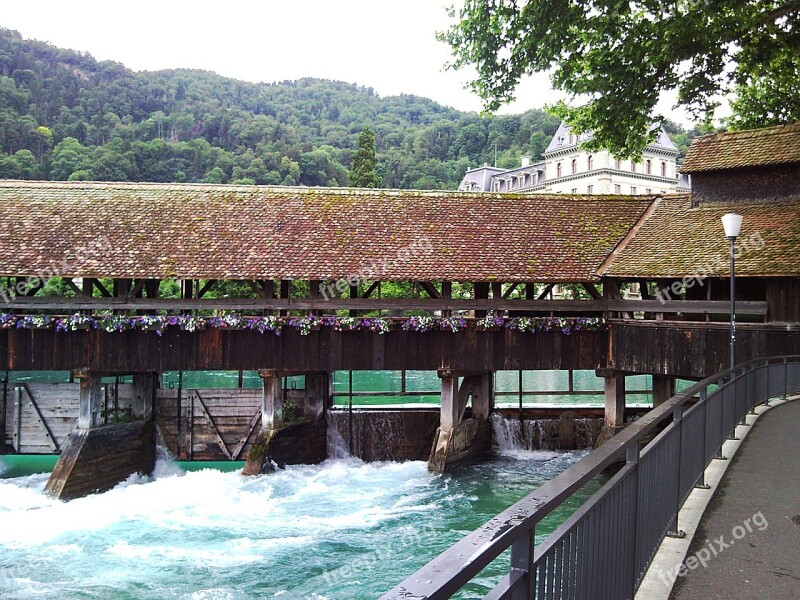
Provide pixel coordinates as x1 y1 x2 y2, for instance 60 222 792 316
599 194 800 278
544 122 678 155
681 123 800 173
0 181 654 282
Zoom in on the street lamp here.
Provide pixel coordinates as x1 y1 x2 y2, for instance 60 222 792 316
721 213 743 372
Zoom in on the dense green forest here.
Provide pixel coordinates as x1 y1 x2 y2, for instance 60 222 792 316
0 28 699 189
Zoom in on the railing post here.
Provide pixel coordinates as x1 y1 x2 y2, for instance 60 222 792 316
784 357 789 400
626 442 640 598
696 388 711 488
510 527 536 600
668 406 686 538
714 379 727 460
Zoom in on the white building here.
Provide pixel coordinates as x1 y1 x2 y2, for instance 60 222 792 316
458 123 687 195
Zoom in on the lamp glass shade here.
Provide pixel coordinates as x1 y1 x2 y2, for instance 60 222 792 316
721 213 743 238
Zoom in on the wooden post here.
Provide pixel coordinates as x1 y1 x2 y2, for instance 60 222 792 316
259 369 283 430
279 280 290 317
75 371 103 430
349 284 358 317
132 373 155 421
441 281 452 317
652 375 675 407
438 369 459 430
303 372 328 420
474 282 489 318
470 372 493 421
13 385 22 452
604 372 626 427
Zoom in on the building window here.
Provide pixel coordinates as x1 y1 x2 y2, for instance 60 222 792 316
645 188 652 194
571 158 577 174
646 159 652 174
587 155 594 170
571 188 578 194
661 161 667 177
614 159 621 170
587 184 594 194
614 184 621 194
630 161 636 172
568 134 574 145
557 162 562 177
630 186 637 194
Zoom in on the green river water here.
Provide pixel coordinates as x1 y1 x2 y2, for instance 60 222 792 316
0 369 679 598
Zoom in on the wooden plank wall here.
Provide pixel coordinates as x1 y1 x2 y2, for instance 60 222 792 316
1 384 265 460
0 329 610 372
156 389 262 461
2 382 134 454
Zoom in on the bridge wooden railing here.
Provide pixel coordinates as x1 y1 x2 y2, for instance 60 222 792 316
0 297 769 315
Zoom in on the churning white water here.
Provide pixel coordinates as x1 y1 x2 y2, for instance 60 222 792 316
1 441 590 599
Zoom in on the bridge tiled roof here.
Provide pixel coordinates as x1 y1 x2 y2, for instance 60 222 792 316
0 181 653 282
681 123 800 173
598 194 800 278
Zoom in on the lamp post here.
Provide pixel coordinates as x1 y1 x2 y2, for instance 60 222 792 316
721 213 743 372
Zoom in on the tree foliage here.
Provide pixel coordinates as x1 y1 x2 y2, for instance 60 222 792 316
439 0 800 158
350 126 381 187
0 27 696 186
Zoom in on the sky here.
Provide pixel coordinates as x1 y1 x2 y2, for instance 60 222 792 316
1 0 698 125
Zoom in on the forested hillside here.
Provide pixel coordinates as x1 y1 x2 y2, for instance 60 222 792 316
0 28 698 189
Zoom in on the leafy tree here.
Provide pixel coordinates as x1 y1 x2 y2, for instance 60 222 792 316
0 26 697 187
349 126 381 187
439 0 800 157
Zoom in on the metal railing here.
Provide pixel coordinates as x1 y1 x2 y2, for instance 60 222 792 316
381 356 800 600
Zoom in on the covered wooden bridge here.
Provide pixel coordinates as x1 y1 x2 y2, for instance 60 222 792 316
0 123 798 498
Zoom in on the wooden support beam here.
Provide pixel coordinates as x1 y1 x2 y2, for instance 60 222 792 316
0 295 769 315
525 283 536 300
194 390 232 460
197 279 217 298
581 283 602 300
304 372 328 420
438 369 460 430
259 369 283 430
16 277 44 297
132 373 155 421
92 278 112 298
263 280 275 300
75 371 103 430
114 278 132 298
19 384 59 452
362 281 379 299
419 281 441 299
82 278 93 298
143 279 160 298
604 372 626 427
279 280 290 317
491 282 503 301
245 280 264 297
652 375 674 407
62 277 82 297
502 283 520 299
637 279 651 301
128 279 146 299
537 283 555 300
349 284 358 317
474 282 490 318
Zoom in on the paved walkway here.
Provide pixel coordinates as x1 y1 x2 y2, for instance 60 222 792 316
669 399 800 599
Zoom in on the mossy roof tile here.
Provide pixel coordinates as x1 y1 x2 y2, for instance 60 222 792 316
0 181 653 282
600 194 800 277
681 123 800 173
